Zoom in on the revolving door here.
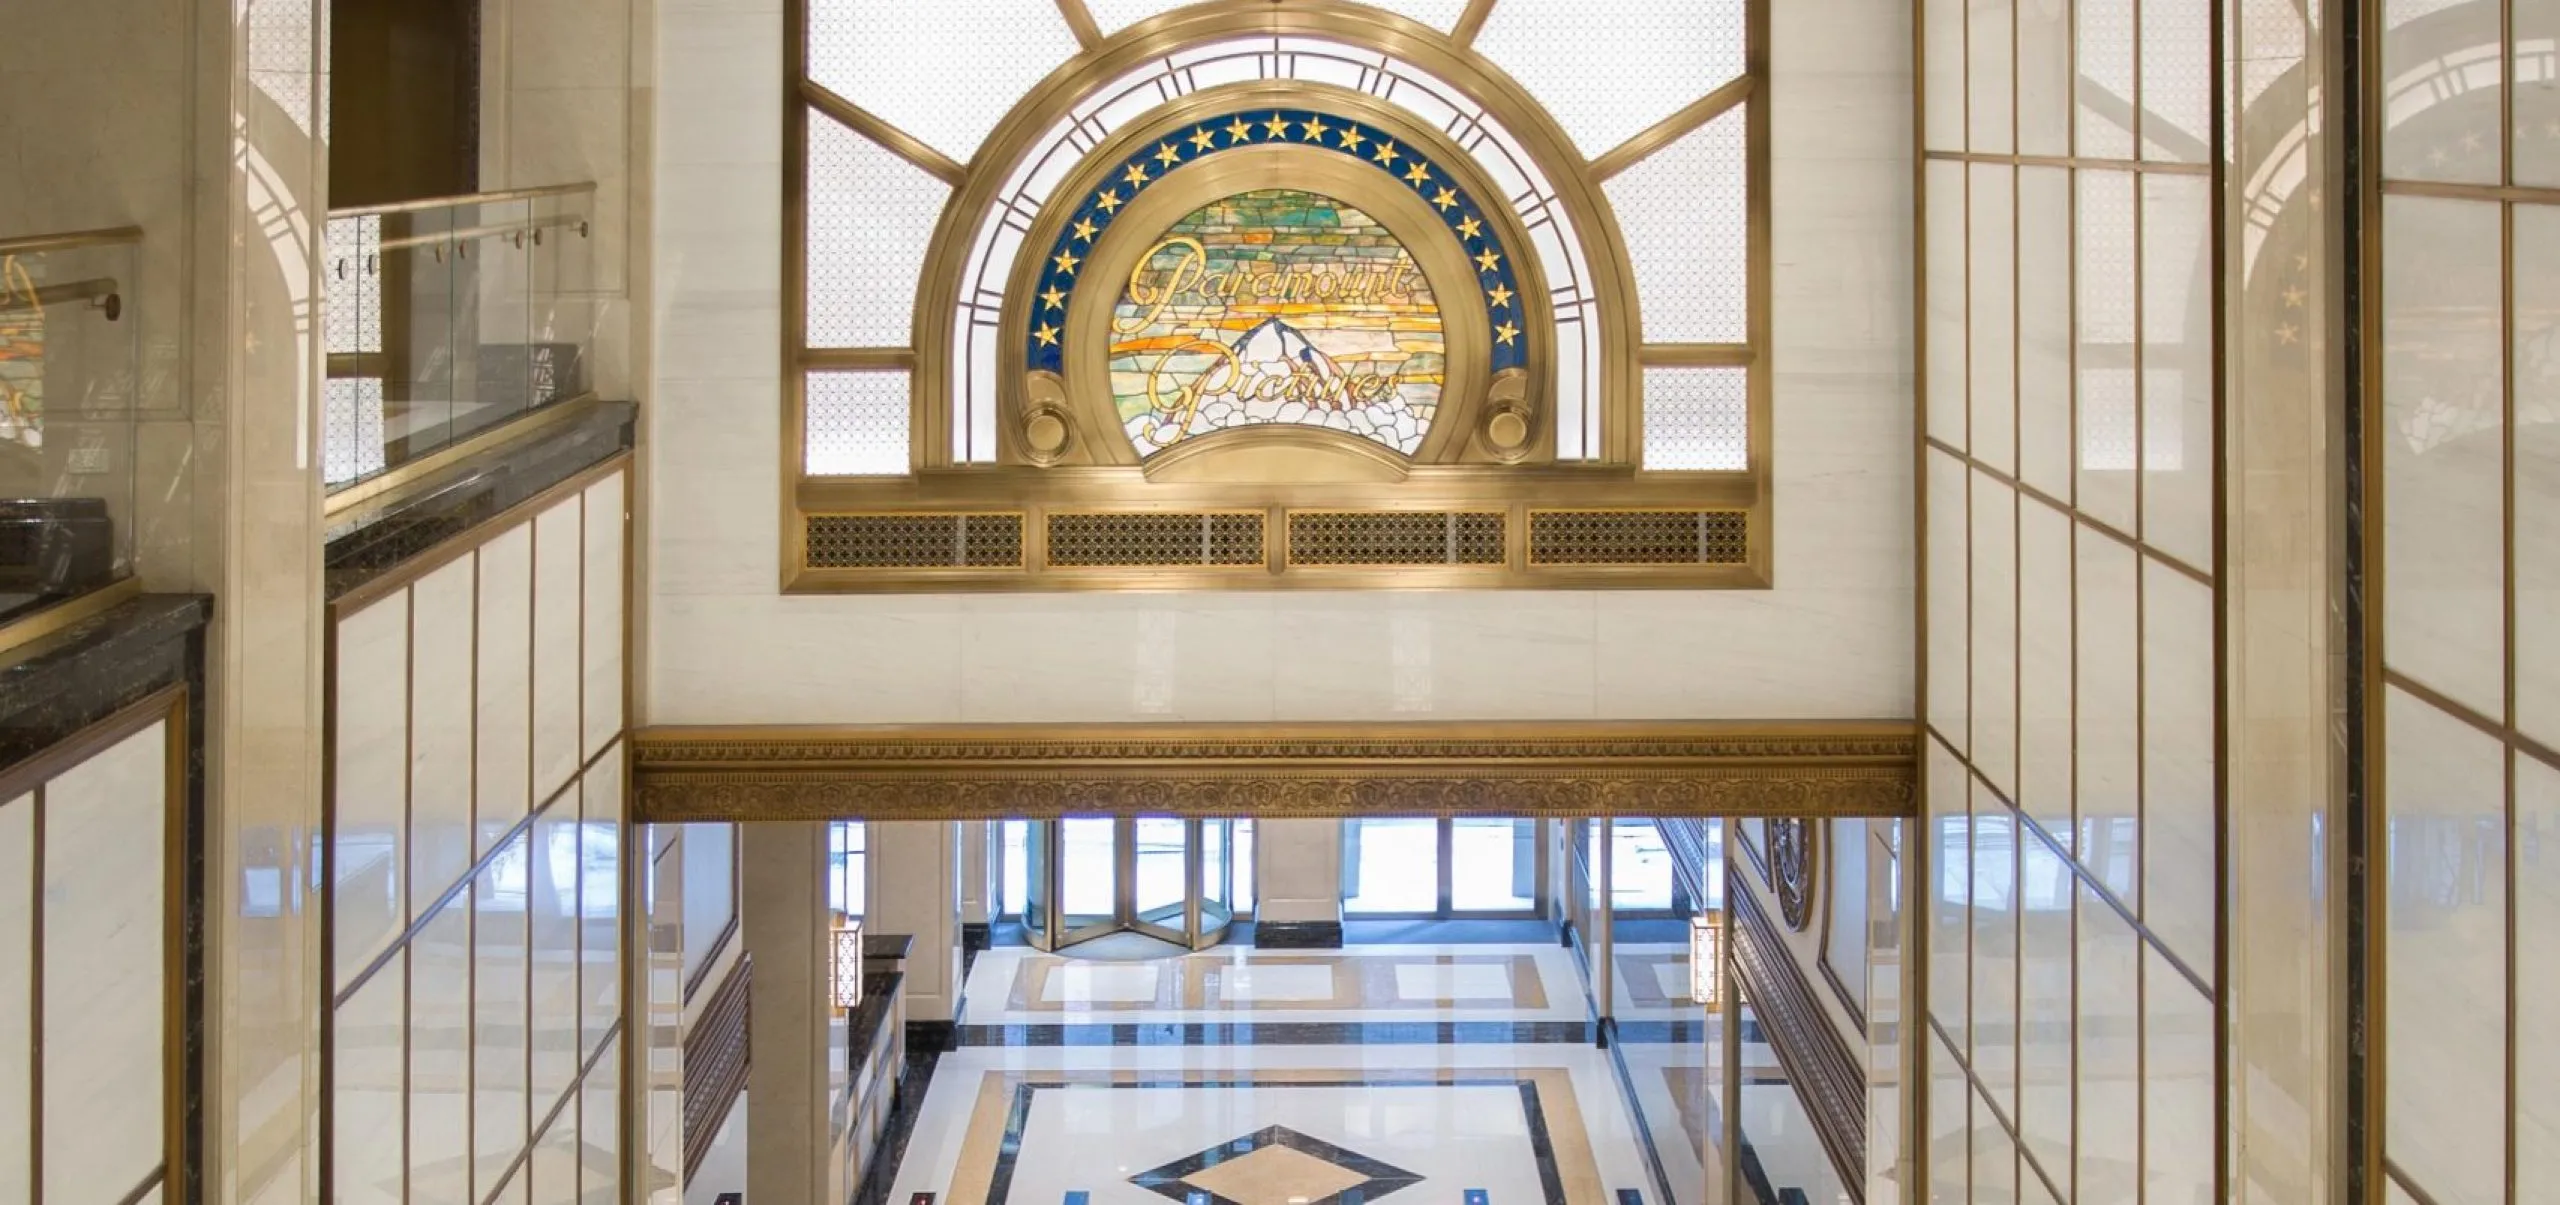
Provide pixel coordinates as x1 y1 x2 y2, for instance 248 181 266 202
1021 817 1240 952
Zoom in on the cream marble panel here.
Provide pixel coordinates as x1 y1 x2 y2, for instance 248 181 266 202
2075 530 2141 904
644 380 782 597
533 496 587 804
2513 206 2560 747
1271 592 1596 720
1969 164 2017 473
1967 0 2014 152
2383 195 2507 717
581 743 625 1059
2141 173 2215 569
1926 737 1972 1056
38 725 167 1202
582 1037 623 1204
1926 1030 1970 1203
337 593 411 987
476 842 534 1196
2015 831 2073 1180
649 594 965 723
2017 500 2073 837
2017 167 2073 497
1921 0 1963 150
2140 562 2216 974
582 471 627 757
2518 756 2560 1202
334 953 406 1205
2016 0 2071 155
0 797 24 1199
2076 169 2140 533
1972 472 2019 796
1926 160 1969 448
531 1095 579 1205
1595 587 1912 720
411 896 473 1202
2143 966 2215 1205
531 799 583 1107
480 524 537 852
2384 685 2508 1205
1928 448 1972 750
2075 882 2141 1205
962 594 1277 722
1970 781 2020 1120
413 558 479 914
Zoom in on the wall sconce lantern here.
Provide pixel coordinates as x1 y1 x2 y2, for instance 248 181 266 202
1689 910 1725 1007
831 914 865 1011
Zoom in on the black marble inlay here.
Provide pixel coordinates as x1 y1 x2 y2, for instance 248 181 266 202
905 1019 956 1055
1255 919 1343 949
961 921 991 977
1131 1124 1424 1205
324 401 634 599
954 1020 1607 1047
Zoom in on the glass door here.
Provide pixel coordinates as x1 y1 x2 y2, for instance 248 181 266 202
1345 818 1545 918
1128 816 1190 944
1021 817 1237 952
1057 818 1120 945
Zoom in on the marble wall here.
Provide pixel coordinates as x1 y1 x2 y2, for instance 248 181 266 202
642 0 1913 728
323 468 630 1204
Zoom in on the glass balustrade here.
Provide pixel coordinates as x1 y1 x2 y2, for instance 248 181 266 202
0 226 142 624
322 183 596 496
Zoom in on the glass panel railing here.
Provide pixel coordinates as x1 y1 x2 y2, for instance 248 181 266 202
323 184 596 495
0 227 141 622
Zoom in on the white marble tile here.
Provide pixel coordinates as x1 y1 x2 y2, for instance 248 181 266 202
2141 562 2217 975
531 801 584 1107
2016 834 2073 1180
2144 965 2215 1205
533 495 586 804
2515 208 2560 748
1925 1029 1970 1205
333 953 405 1205
1926 448 1970 748
1038 964 1163 1005
2383 685 2508 1205
336 593 410 988
479 525 536 851
1968 780 2018 1120
2518 756 2560 1202
2075 529 2142 905
1271 592 1598 721
413 558 477 912
2140 174 2216 571
1924 737 1971 1054
411 896 473 1198
581 744 625 1059
2017 500 2074 837
2017 166 2073 497
38 724 166 1201
0 797 25 1197
2075 882 2142 1205
654 8 782 170
583 471 627 756
959 594 1277 722
1218 963 1338 1004
645 380 783 598
1392 962 1513 1002
1968 164 2017 473
1924 161 1968 449
476 838 534 1196
648 594 966 723
1971 471 2018 797
1967 0 2015 153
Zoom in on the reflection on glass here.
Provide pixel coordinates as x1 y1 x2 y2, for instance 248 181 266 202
1344 817 1440 914
1201 819 1229 909
828 820 867 918
1451 818 1537 912
1060 818 1116 925
1611 819 1676 913
1133 817 1187 923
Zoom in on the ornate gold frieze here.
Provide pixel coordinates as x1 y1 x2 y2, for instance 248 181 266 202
630 721 1917 822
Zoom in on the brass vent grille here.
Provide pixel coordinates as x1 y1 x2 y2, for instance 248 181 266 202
1527 509 1748 566
1046 511 1266 568
806 512 1025 569
1287 511 1508 567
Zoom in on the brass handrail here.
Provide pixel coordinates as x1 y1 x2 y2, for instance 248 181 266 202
367 210 590 257
0 226 144 257
0 278 121 319
327 181 596 219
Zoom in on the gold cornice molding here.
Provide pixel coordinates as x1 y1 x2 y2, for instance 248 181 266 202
630 720 1918 822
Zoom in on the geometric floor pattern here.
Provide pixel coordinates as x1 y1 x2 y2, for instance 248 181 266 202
1129 1125 1423 1205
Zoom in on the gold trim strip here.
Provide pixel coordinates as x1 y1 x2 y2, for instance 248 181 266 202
327 450 634 618
1641 343 1757 367
802 81 966 186
327 181 597 219
1919 149 2209 176
630 720 1919 822
0 575 143 664
1056 0 1103 50
323 392 602 517
1450 0 1498 46
800 347 918 370
0 226 144 256
1592 75 1755 181
370 211 588 255
2379 177 2560 206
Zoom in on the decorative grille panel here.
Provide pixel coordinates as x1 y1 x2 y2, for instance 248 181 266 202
1641 367 1750 471
1606 103 1749 343
1046 512 1266 568
806 114 949 349
807 0 1077 164
806 513 1024 569
1474 0 1748 157
1528 510 1748 566
1287 511 1508 567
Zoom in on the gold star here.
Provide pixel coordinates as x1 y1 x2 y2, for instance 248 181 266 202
1040 285 1067 311
1434 186 1460 212
1095 188 1122 213
1033 322 1060 347
2282 284 2305 309
1475 248 1502 272
1226 117 1256 144
2462 130 2484 153
1264 113 1293 138
2274 322 2299 345
1123 163 1151 187
1495 321 1520 346
1372 140 1400 166
1404 160 1433 186
1052 249 1081 275
1190 126 1219 153
1155 142 1183 168
1456 215 1483 240
1337 125 1367 151
1072 217 1098 243
1300 116 1329 142
1486 283 1514 309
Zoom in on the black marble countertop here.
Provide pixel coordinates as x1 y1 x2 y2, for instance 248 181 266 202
862 933 914 960
848 970 904 1067
0 593 210 771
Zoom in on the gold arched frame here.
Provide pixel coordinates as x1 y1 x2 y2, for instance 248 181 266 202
783 0 1770 590
1007 100 1553 471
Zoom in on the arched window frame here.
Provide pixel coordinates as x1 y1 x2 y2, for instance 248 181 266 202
783 0 1770 590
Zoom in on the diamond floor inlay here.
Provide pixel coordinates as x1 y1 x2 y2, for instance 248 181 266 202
1130 1126 1424 1205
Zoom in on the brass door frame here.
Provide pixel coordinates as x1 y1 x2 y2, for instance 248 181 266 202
1022 816 1235 952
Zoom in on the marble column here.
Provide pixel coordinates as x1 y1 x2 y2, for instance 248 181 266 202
1254 819 1343 947
741 822 832 1204
865 821 960 1022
